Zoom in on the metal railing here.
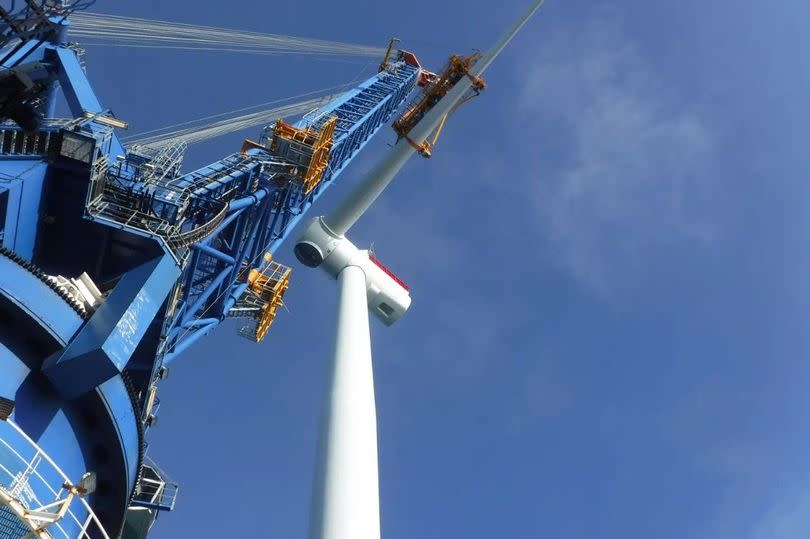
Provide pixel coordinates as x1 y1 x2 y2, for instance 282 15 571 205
131 457 178 512
0 420 110 539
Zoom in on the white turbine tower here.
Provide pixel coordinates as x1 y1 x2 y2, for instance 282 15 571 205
297 2 546 539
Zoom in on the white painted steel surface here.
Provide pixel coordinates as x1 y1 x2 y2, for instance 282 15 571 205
296 218 411 325
324 0 546 236
304 6 545 539
308 265 380 539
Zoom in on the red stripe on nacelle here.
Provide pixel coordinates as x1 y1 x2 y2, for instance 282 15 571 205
368 254 409 291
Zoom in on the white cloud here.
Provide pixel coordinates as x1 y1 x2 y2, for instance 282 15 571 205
519 18 720 297
751 488 810 539
656 377 810 539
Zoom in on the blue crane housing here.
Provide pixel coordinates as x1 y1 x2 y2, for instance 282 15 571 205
0 3 421 537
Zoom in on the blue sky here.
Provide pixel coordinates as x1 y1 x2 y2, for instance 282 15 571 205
74 1 810 537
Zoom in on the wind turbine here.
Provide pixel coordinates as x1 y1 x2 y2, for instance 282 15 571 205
295 2 546 538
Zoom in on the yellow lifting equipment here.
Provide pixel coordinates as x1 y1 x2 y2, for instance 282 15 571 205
268 116 338 194
392 52 486 158
243 253 291 343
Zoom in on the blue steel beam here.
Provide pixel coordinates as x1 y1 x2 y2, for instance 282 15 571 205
43 254 180 398
53 46 103 115
163 63 419 361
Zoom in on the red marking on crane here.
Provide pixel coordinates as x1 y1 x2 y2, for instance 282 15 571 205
401 50 422 69
418 70 439 87
368 254 409 291
404 135 432 157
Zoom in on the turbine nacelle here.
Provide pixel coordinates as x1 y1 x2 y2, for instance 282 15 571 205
295 216 411 326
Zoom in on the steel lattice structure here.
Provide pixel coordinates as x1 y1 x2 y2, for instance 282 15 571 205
0 4 419 537
0 1 545 537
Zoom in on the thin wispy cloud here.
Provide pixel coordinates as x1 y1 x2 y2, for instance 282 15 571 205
519 18 720 297
750 488 810 539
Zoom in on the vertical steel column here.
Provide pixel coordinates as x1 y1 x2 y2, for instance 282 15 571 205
309 264 380 539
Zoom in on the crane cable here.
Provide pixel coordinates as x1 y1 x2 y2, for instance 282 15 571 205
125 77 367 149
128 96 332 149
69 12 387 58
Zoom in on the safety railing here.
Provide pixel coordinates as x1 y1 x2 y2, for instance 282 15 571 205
131 457 178 512
0 420 110 539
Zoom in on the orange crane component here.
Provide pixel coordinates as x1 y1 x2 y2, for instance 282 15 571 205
392 52 486 157
242 116 338 194
268 116 338 194
244 255 292 342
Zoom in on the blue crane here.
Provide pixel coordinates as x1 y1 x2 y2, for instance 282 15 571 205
0 1 545 537
0 3 422 537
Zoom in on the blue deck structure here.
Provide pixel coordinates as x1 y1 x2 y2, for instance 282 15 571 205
0 4 420 537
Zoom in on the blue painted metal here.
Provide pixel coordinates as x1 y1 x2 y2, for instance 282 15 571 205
160 63 419 361
54 47 104 115
0 248 84 342
0 6 420 537
1 161 49 260
43 254 180 399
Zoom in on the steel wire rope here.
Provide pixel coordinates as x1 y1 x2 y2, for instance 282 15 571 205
122 78 358 141
126 70 375 148
129 98 331 149
69 12 387 57
130 98 334 148
68 19 372 52
72 44 380 61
